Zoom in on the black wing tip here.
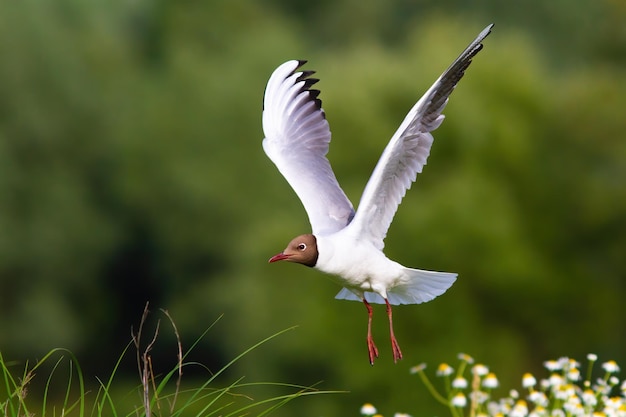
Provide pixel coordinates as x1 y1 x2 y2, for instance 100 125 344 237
484 23 495 36
263 59 326 117
263 59 310 111
466 24 494 58
308 89 325 117
470 23 494 55
420 24 494 121
299 72 318 84
302 77 320 89
292 61 326 116
452 23 495 72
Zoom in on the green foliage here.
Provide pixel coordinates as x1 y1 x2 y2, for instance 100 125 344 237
0 0 625 416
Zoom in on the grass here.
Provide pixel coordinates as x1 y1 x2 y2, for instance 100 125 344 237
0 303 342 417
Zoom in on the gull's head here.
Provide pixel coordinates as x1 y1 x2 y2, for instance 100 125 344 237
268 234 318 267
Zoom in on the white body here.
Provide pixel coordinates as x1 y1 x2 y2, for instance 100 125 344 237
316 230 456 305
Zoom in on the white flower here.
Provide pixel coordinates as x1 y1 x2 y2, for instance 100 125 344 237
497 397 514 414
563 400 584 417
594 377 612 395
510 400 529 417
437 363 454 376
472 364 489 376
548 373 565 388
567 367 581 381
360 403 377 415
529 406 548 417
603 396 624 416
551 409 565 417
452 376 468 389
602 360 620 373
582 389 598 407
487 401 501 416
528 391 549 407
410 363 426 374
566 358 581 370
544 360 561 371
559 357 572 366
458 353 475 364
523 373 537 388
394 414 412 417
554 384 576 400
451 393 467 407
587 353 598 362
482 372 499 388
565 394 581 407
470 390 489 405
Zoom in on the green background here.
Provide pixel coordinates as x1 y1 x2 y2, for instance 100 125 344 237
1 0 624 415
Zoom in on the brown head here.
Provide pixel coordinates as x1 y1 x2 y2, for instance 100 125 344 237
268 234 318 267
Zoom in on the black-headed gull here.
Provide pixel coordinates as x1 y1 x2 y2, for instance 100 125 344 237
263 24 492 364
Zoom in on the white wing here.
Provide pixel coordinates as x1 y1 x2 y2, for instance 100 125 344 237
347 24 493 249
262 60 355 236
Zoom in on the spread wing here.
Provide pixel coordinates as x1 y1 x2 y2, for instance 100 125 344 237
347 24 493 249
262 60 355 236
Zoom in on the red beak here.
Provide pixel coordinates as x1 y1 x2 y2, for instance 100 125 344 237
268 252 290 263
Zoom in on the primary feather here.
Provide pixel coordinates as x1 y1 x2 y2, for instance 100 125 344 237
262 60 355 236
348 24 493 249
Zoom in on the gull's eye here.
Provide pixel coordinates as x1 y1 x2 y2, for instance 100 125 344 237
297 243 307 251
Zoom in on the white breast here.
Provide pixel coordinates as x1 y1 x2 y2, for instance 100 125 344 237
315 232 406 294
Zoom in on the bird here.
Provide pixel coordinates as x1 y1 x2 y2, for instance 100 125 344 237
262 24 492 365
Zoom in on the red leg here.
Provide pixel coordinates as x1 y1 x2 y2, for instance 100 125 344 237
363 298 379 365
385 299 403 363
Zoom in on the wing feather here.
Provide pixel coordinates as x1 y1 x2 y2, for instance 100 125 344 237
347 24 493 249
262 60 355 236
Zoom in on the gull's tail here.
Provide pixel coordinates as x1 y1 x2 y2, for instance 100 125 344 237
335 268 457 305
